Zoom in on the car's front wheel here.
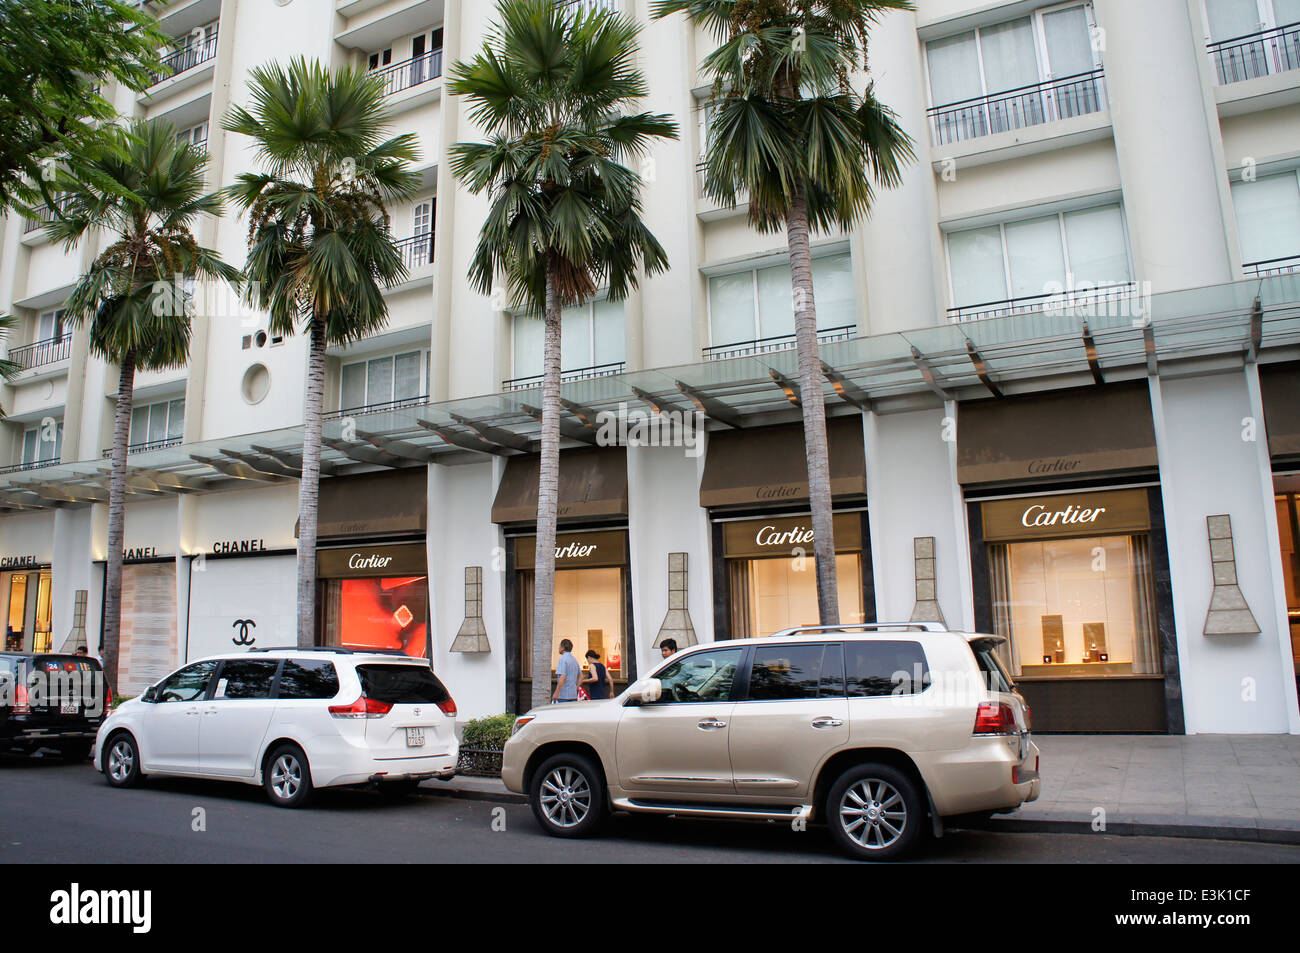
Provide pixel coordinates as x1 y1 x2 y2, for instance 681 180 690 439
263 743 313 808
529 752 606 838
102 732 143 788
826 763 924 861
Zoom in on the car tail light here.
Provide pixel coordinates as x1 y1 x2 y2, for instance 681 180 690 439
437 696 457 716
14 682 30 715
973 702 1017 736
105 680 113 711
1023 704 1032 731
328 696 393 719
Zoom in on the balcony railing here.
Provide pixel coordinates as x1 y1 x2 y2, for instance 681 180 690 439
1209 21 1300 85
373 49 443 98
703 325 855 362
502 361 626 391
1245 254 1300 277
23 194 75 234
928 68 1107 147
148 29 219 87
324 394 429 421
0 459 61 475
8 335 72 371
947 281 1141 324
395 232 435 270
102 437 183 459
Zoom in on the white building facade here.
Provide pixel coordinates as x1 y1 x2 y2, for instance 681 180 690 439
1 0 1299 733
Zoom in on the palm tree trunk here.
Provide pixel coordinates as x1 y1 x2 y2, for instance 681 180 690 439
787 185 840 625
531 268 563 710
295 314 327 648
101 350 135 694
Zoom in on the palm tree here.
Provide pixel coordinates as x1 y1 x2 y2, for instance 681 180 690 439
652 0 916 625
37 119 240 692
449 0 677 709
223 58 421 647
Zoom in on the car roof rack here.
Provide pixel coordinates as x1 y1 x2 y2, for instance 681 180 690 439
766 622 949 638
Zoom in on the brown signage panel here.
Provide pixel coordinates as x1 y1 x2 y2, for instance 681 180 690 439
492 448 628 524
317 542 428 578
1261 362 1300 458
700 416 866 508
958 383 1157 485
981 488 1150 543
721 512 863 559
515 530 628 569
309 469 428 540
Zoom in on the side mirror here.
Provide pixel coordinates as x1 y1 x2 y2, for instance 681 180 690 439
625 677 662 706
141 685 158 704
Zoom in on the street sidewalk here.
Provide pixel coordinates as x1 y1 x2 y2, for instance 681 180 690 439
420 734 1300 845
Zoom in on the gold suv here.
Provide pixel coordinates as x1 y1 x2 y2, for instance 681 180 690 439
502 623 1040 860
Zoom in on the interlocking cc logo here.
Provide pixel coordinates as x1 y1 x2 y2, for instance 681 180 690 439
232 619 257 646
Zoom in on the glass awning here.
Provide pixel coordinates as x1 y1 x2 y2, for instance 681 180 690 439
3 273 1298 511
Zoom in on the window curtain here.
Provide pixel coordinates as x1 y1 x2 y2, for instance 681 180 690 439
811 254 855 330
1128 535 1162 675
1064 205 1133 285
987 543 1020 674
728 560 753 640
512 314 544 380
394 351 422 400
927 31 987 141
979 18 1044 132
322 580 343 647
1041 5 1099 117
561 304 592 370
1005 216 1066 300
756 264 795 339
948 225 1008 306
592 299 625 367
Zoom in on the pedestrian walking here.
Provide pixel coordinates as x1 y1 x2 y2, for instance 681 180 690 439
581 650 612 700
659 638 678 660
552 639 580 704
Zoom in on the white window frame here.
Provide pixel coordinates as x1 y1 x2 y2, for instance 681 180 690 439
129 398 185 448
36 308 68 343
943 203 1134 310
704 248 854 348
1231 166 1300 268
339 347 429 411
21 420 63 464
509 296 626 379
368 27 444 72
176 121 209 149
921 2 1101 108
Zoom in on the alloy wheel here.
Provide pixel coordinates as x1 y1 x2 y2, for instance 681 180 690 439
838 778 908 850
108 739 134 782
539 766 592 829
270 754 302 802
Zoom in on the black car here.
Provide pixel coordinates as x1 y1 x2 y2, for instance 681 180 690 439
0 652 109 761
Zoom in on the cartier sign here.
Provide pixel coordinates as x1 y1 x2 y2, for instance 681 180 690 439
515 530 626 569
317 543 427 578
723 513 862 559
981 489 1150 543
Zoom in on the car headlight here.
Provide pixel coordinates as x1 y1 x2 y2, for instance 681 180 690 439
510 715 535 737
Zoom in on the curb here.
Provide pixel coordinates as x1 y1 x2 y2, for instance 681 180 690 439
957 816 1300 846
420 782 1300 845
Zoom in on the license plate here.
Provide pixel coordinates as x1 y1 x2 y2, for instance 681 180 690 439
60 702 78 714
405 727 425 748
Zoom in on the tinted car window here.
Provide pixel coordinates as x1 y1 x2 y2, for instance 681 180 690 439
278 660 340 700
655 648 743 703
749 643 835 700
845 641 930 697
156 660 219 703
213 660 280 699
971 639 1014 693
356 664 449 704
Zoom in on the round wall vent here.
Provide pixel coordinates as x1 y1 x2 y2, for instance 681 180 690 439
241 363 271 405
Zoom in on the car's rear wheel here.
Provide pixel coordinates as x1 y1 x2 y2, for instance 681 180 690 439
263 743 313 808
826 763 924 861
529 752 605 838
103 732 143 788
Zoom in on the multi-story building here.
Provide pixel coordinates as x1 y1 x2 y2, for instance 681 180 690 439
1 0 1298 733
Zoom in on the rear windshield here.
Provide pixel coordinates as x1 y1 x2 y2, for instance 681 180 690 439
970 639 1015 693
356 664 449 705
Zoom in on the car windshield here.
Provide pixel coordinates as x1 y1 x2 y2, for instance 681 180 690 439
356 664 450 705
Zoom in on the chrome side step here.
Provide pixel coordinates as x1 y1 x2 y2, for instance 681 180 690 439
614 798 813 823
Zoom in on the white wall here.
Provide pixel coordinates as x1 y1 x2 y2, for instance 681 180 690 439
185 554 297 660
626 440 714 677
1151 369 1300 733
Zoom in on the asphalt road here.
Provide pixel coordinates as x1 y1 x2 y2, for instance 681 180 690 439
3 755 1297 864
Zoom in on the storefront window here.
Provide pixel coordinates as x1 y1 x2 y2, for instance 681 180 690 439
981 489 1161 678
33 571 52 653
516 531 629 686
1275 493 1300 670
5 574 27 651
119 563 180 696
317 544 430 660
720 513 866 640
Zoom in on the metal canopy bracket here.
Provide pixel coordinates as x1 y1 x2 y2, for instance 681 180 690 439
518 405 598 445
321 437 405 468
674 380 744 429
251 445 338 477
909 346 949 400
767 368 802 407
417 419 511 456
559 398 601 429
221 448 301 480
448 413 533 453
1143 324 1159 377
821 360 872 411
355 429 437 463
1081 321 1105 386
630 386 688 419
963 340 1003 398
190 453 285 484
1246 297 1263 364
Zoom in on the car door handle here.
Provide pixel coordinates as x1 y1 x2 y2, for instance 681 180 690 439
697 719 727 730
811 717 844 729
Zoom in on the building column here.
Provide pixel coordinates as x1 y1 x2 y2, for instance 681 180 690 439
1093 0 1235 291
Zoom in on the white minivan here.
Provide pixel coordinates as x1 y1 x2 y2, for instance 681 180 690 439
94 648 458 807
